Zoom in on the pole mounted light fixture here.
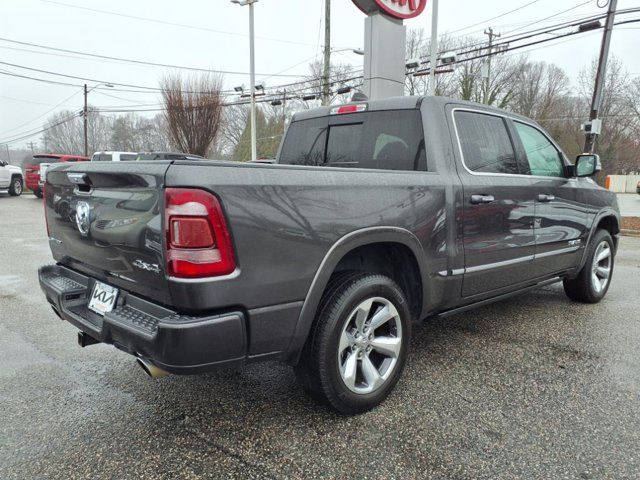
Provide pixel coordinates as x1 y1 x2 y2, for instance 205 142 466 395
230 0 259 162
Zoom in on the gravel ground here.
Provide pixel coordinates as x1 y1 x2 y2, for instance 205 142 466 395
1 194 639 479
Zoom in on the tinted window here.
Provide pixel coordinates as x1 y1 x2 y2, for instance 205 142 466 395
514 122 564 177
326 111 426 171
279 110 426 171
326 123 362 167
92 154 113 162
278 118 327 166
455 111 518 174
120 154 137 161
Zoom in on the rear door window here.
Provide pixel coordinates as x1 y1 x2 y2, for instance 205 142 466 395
454 111 519 175
119 154 137 161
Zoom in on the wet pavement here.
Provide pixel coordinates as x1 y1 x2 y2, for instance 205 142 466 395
1 194 639 479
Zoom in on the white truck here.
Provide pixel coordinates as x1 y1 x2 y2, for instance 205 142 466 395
0 160 23 196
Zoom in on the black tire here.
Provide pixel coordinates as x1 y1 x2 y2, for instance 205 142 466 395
563 229 614 303
295 272 412 415
34 188 43 199
8 176 23 196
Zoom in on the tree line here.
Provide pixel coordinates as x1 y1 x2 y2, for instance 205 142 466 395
27 30 640 176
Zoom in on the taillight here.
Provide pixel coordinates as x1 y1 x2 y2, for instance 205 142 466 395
165 188 236 278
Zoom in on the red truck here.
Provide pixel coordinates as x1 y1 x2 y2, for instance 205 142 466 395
24 154 89 197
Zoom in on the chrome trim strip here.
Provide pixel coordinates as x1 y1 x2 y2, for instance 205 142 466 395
462 246 580 275
465 255 535 274
450 107 570 181
437 268 465 277
535 245 580 259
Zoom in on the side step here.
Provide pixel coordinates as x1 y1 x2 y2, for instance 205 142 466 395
437 277 561 319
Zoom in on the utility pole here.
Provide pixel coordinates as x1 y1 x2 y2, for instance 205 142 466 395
483 27 500 105
584 0 617 154
83 83 88 157
26 141 37 153
322 0 331 106
282 89 287 135
429 0 439 96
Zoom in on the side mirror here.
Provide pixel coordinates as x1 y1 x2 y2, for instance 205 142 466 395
0 160 6 167
574 154 601 177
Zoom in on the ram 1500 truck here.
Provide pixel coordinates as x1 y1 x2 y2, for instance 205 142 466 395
39 96 620 414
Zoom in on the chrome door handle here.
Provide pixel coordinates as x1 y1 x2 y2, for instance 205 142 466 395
537 194 555 202
470 194 495 205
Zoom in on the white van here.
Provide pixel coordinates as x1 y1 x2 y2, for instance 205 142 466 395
91 151 138 162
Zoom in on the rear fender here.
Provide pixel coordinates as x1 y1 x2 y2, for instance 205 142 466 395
285 226 428 364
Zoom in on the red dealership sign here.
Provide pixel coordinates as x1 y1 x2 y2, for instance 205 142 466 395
351 0 427 19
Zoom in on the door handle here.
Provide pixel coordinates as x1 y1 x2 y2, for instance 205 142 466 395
537 194 555 202
470 194 495 205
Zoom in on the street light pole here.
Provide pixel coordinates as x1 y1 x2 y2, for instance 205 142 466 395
232 0 258 162
83 84 88 157
248 0 257 162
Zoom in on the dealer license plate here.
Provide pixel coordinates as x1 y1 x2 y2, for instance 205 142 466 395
88 281 119 316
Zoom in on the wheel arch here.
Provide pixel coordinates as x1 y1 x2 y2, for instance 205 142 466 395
576 208 620 273
286 227 428 365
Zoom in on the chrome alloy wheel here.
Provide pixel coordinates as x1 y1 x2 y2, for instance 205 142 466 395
337 296 403 395
13 179 22 195
591 240 612 294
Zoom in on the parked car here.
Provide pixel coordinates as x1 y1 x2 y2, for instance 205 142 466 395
24 154 89 198
91 151 138 162
136 152 205 161
0 159 23 196
39 96 620 414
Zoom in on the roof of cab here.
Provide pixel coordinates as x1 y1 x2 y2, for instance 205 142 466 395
290 95 535 125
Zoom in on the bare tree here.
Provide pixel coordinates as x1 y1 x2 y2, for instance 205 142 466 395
43 109 111 155
160 73 224 157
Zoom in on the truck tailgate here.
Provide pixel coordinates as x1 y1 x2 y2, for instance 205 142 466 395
44 161 172 305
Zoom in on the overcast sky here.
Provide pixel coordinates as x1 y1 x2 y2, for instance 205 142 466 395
1 0 639 150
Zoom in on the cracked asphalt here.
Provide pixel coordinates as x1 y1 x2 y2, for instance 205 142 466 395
1 194 639 479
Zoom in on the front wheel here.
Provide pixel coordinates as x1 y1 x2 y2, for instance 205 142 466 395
295 273 411 415
8 177 23 196
563 229 615 303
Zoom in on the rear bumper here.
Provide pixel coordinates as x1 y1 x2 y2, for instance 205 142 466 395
38 264 247 374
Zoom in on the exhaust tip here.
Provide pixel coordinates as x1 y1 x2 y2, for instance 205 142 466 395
136 358 170 379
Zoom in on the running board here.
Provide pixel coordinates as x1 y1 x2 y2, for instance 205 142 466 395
436 277 562 319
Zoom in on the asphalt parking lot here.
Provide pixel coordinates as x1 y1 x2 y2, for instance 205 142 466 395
1 194 639 480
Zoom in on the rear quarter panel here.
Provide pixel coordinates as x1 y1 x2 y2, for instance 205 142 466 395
165 162 449 314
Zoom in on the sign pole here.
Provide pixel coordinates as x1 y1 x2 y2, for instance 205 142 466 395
429 0 438 96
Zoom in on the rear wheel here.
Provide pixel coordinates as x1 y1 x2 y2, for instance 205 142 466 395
295 273 411 414
8 176 22 196
34 188 43 199
563 229 614 303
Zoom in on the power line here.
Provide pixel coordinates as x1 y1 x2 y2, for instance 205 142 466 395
0 37 306 78
37 0 326 49
446 0 542 35
0 89 82 137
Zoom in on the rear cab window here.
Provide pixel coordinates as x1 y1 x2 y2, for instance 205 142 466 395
279 109 427 171
92 153 113 162
453 110 519 175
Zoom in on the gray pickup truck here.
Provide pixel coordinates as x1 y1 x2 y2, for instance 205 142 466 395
39 96 619 414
